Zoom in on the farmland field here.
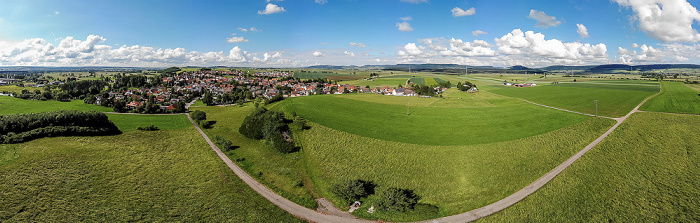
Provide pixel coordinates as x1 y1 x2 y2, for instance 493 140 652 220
484 112 700 222
640 81 700 114
276 93 590 146
408 77 425 85
298 117 615 220
0 96 112 115
485 80 659 117
0 117 300 222
106 114 193 131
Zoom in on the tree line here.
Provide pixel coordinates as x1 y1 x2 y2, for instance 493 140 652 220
0 110 121 144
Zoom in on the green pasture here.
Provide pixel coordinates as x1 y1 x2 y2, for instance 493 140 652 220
485 81 659 117
0 128 300 222
484 112 700 222
640 81 700 114
299 117 615 220
0 96 112 115
408 77 425 86
189 105 318 209
348 78 409 88
0 84 40 93
106 114 193 132
276 93 590 146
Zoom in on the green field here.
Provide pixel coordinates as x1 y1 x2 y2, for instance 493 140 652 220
106 114 193 131
0 96 112 115
484 112 700 222
424 77 438 86
485 81 659 117
299 117 614 220
0 121 300 222
189 105 318 209
408 77 425 85
276 94 590 146
640 81 700 114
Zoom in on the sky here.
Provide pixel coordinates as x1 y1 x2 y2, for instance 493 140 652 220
2 0 700 67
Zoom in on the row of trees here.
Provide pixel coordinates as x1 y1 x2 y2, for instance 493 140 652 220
0 110 121 144
238 108 296 153
331 179 420 212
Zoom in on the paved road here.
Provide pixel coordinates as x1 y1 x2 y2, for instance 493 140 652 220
189 86 662 223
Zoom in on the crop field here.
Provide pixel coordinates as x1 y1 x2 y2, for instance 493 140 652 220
293 71 365 80
424 77 438 86
189 105 318 209
640 81 700 114
0 122 300 222
407 77 425 85
484 112 700 222
298 117 615 220
350 77 410 88
277 94 590 146
485 81 659 117
0 96 112 115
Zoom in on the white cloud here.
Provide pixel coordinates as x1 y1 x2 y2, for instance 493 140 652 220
528 9 562 27
617 44 663 63
396 22 414 32
258 3 286 15
227 36 249 43
401 0 427 3
576 24 590 38
344 51 355 57
266 0 283 2
253 52 282 62
237 27 259 32
312 51 323 57
397 43 425 57
400 16 413 21
315 0 327 5
349 42 366 47
472 30 488 36
54 11 60 15
632 43 639 48
494 29 608 63
614 0 700 42
452 7 476 17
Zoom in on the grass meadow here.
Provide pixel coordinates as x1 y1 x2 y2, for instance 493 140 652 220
485 80 659 117
106 114 193 131
189 105 319 209
0 117 300 222
298 117 615 221
276 93 590 146
483 112 700 222
0 96 112 115
640 81 700 114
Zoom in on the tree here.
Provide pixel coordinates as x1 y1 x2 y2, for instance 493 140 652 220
375 187 419 212
202 91 214 106
191 110 207 123
331 179 375 205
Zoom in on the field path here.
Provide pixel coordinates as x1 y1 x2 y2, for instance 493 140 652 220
188 86 662 223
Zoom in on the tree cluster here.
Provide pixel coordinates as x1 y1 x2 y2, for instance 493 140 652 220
0 110 121 144
238 108 295 153
411 85 437 96
331 179 376 205
59 80 108 98
456 81 477 91
374 187 420 212
214 135 236 152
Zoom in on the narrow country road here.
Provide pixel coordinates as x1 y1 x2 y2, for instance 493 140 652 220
188 85 662 223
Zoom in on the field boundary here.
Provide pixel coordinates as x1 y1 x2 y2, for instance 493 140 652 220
482 90 616 119
190 86 663 223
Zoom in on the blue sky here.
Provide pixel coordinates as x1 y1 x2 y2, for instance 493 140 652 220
2 0 700 67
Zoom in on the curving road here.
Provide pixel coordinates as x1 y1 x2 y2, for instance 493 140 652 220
188 85 662 223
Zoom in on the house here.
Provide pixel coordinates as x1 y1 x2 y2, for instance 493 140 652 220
126 101 142 109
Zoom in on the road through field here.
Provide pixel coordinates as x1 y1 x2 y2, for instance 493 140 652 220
188 85 662 223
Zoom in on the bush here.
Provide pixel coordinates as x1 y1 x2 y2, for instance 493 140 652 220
375 187 420 212
137 125 159 131
331 179 375 205
214 135 236 151
191 110 207 122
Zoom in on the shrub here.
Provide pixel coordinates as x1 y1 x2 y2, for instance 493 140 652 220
191 110 207 122
214 135 236 151
375 187 420 212
331 179 375 205
137 125 159 131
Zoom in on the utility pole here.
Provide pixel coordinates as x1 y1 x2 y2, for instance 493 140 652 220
594 100 598 117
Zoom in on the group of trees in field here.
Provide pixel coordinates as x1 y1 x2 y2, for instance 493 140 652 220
412 85 437 96
0 110 121 144
331 179 420 212
238 108 296 153
456 81 477 91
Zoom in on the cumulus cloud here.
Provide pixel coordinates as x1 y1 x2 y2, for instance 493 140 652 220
396 22 414 32
400 16 413 21
253 52 282 62
472 30 488 36
237 27 259 32
632 43 639 48
312 51 323 57
495 29 608 63
344 51 355 57
614 0 700 42
349 42 366 47
528 9 562 27
54 11 60 15
452 7 476 17
258 3 286 15
315 0 327 4
227 36 249 43
397 43 425 57
401 0 427 3
576 24 590 38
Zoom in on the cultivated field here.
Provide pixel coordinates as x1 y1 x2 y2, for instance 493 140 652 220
0 96 112 115
0 113 300 222
640 81 700 114
483 112 700 222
